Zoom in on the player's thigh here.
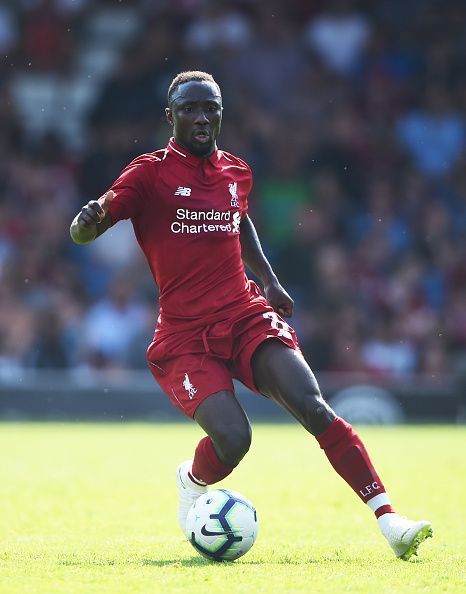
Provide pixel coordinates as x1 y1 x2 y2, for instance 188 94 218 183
230 305 299 393
147 352 234 419
194 390 252 460
251 339 335 433
251 339 319 400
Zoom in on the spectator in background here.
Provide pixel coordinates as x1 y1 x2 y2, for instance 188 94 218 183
184 1 252 52
80 276 152 368
311 107 368 204
361 315 417 376
418 338 450 375
0 0 464 379
304 0 371 76
20 0 73 71
90 23 180 128
25 307 70 368
256 138 311 248
0 2 18 55
396 84 465 177
231 5 305 110
348 178 410 255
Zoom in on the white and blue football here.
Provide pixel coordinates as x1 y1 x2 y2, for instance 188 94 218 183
185 489 258 561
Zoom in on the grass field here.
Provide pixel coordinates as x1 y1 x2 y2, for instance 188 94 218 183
0 423 465 593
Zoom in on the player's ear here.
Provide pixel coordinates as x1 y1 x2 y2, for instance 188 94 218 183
165 107 173 125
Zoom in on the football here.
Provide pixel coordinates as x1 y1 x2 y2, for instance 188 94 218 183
185 489 258 561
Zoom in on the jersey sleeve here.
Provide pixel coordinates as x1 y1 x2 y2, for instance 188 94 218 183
107 157 151 224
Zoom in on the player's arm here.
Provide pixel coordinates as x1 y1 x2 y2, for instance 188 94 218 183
69 190 115 245
240 214 294 318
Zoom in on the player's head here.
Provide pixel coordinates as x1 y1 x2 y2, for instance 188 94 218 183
166 71 222 157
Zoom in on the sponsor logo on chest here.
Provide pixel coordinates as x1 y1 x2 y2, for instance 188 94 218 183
170 182 241 235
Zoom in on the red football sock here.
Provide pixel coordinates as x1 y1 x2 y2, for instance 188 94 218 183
191 436 236 485
316 417 395 518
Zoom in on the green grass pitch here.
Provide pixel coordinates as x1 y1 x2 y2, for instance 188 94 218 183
1 423 465 593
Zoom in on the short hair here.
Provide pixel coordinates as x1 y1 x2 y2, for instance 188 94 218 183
167 71 221 105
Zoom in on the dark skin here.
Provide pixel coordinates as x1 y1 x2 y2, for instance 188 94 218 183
165 80 222 158
70 79 336 468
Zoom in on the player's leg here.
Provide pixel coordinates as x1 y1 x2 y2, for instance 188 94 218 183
147 349 251 533
177 390 252 534
251 340 394 504
251 339 432 559
252 341 336 435
193 389 252 470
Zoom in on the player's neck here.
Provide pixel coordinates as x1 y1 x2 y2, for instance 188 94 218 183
173 138 216 158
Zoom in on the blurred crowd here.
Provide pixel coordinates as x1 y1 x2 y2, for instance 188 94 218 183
0 0 465 379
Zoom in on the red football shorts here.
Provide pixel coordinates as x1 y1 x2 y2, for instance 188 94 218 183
146 296 300 418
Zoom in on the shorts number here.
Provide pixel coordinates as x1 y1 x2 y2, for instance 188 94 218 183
263 311 292 340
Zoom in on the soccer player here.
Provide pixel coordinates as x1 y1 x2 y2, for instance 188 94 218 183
70 71 432 560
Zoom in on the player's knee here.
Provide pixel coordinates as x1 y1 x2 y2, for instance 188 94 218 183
301 391 336 435
214 423 252 466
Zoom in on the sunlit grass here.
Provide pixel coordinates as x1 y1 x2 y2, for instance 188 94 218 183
0 423 464 593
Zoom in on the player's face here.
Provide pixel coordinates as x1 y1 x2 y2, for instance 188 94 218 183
166 81 223 157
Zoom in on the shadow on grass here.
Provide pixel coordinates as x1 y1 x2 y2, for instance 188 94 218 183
58 555 324 568
141 554 429 567
142 557 220 567
57 555 216 568
140 551 351 567
58 556 229 568
58 550 428 568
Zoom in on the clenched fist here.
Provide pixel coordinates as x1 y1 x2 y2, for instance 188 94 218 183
70 190 115 244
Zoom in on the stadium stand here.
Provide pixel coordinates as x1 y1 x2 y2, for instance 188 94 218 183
0 0 465 391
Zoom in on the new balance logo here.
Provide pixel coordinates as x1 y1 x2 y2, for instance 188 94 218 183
175 186 192 197
183 373 197 399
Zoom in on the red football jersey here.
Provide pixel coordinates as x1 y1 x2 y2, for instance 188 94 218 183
107 138 253 325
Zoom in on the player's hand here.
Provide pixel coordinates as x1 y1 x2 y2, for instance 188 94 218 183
77 190 115 228
264 280 294 318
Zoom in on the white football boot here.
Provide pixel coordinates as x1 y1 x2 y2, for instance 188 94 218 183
176 460 207 535
378 513 433 560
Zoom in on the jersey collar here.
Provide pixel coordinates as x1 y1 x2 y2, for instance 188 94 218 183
167 138 222 167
